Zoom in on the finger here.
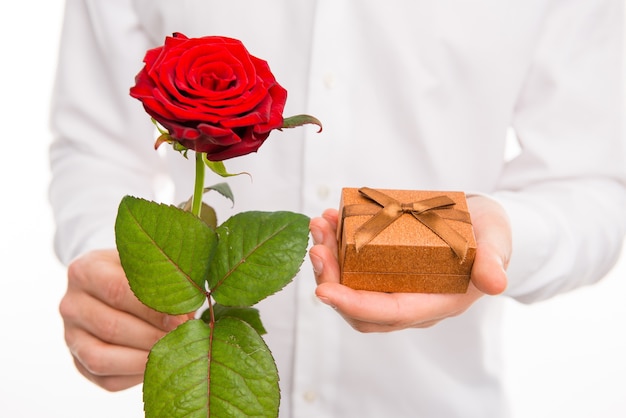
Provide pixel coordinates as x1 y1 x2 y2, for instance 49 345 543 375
66 326 148 391
321 208 339 231
309 243 341 286
73 357 144 392
60 291 167 351
309 211 339 256
315 282 483 332
66 327 149 376
466 196 511 295
471 241 508 295
309 210 342 287
68 251 189 331
339 317 446 333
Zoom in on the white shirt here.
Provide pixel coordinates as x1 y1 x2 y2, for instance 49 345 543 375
49 1 626 417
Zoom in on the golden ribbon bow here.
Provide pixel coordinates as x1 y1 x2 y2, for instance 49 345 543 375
344 187 472 263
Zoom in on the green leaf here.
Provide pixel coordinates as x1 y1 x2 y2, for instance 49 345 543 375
204 182 235 206
281 114 323 132
143 320 211 418
115 196 217 314
143 318 279 418
208 211 310 306
202 304 267 335
209 317 279 417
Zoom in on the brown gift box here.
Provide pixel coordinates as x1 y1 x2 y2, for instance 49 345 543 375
337 187 476 293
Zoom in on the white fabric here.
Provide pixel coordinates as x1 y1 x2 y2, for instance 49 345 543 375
49 1 626 417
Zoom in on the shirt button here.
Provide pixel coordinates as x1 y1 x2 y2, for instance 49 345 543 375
317 185 330 200
303 390 318 403
322 72 335 89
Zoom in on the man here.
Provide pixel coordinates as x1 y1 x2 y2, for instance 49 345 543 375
50 1 625 416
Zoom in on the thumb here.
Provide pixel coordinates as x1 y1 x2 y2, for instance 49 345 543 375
466 195 512 296
471 241 508 295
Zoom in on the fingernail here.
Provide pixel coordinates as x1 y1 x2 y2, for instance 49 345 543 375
310 253 323 274
310 225 323 245
317 295 334 307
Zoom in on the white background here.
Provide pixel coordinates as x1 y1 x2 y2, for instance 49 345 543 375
0 2 624 417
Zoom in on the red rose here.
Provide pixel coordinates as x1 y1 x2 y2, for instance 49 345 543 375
130 33 288 161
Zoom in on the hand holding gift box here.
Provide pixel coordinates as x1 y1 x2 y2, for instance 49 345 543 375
308 191 510 332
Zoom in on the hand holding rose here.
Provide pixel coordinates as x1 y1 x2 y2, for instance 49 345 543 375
308 195 511 332
59 250 193 391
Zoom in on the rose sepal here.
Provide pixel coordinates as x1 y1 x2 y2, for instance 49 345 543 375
202 154 251 179
281 114 323 132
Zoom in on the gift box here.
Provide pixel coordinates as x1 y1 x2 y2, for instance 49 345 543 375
337 187 476 293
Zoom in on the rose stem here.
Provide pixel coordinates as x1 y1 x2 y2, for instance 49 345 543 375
191 151 215 321
191 151 205 218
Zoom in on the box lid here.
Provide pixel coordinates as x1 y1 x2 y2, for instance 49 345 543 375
338 188 476 276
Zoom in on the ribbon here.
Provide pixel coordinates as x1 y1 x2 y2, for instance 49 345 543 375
344 187 472 263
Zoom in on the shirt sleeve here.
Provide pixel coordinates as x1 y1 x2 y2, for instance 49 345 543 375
48 0 167 264
495 0 626 302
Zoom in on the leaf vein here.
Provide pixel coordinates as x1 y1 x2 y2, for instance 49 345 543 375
127 205 205 295
213 220 295 291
